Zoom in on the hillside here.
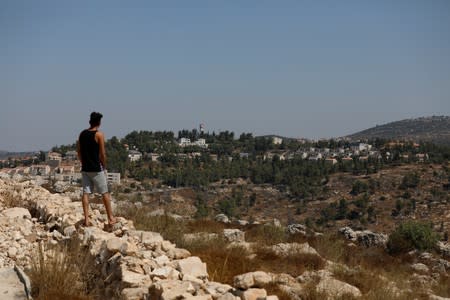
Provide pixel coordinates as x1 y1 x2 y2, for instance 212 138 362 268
347 116 450 145
0 151 39 160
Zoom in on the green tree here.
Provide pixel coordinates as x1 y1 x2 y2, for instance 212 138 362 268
387 221 439 254
351 180 369 195
400 172 420 189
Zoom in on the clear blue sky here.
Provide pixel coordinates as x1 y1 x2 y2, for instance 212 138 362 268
1 1 449 151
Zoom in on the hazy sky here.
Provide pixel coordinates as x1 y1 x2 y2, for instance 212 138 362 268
1 1 449 151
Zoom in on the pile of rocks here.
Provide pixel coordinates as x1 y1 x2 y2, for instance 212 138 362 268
0 178 281 300
339 226 388 247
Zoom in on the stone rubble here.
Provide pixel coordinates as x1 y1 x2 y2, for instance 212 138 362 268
339 226 388 247
1 177 280 300
2 176 449 300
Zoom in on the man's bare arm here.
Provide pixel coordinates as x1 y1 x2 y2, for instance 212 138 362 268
96 131 107 170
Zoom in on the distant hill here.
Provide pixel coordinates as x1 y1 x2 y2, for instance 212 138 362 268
347 116 450 145
0 151 39 160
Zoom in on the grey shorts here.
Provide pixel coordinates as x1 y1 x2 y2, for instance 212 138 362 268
82 171 108 194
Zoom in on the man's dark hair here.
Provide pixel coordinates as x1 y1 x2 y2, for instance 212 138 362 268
89 112 103 127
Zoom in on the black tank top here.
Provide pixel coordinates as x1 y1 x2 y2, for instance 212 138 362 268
79 129 102 172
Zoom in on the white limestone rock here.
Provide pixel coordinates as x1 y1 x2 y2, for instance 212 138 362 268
151 266 180 280
411 263 430 273
150 280 196 300
316 277 362 299
1 207 31 219
121 287 149 300
271 242 319 257
235 288 267 300
217 292 240 300
215 214 230 224
175 256 208 279
167 248 191 260
121 269 151 288
223 229 245 243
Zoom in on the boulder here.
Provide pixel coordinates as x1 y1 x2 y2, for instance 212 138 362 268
175 256 208 279
106 237 129 254
204 282 233 298
411 263 430 273
271 242 319 257
53 181 70 193
437 242 450 258
339 227 387 247
316 277 362 299
287 224 307 235
235 288 267 300
215 214 230 223
150 280 196 300
121 269 151 288
1 207 31 219
217 292 240 300
142 231 164 249
167 248 191 260
356 230 388 247
151 266 181 280
121 287 149 300
223 229 245 243
234 271 272 289
234 273 254 290
183 232 219 244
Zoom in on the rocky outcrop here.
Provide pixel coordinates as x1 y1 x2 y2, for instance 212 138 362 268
1 178 278 300
286 224 307 235
437 242 450 258
271 243 320 257
339 227 388 247
297 269 362 299
215 214 230 224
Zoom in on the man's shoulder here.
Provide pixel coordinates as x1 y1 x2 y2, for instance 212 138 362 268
79 129 90 136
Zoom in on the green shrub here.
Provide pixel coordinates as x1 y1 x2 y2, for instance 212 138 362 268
351 180 369 195
400 172 420 189
387 221 439 254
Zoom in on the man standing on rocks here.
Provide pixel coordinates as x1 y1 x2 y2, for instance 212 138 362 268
77 112 116 228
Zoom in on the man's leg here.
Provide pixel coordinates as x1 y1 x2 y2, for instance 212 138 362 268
102 192 116 225
82 193 91 226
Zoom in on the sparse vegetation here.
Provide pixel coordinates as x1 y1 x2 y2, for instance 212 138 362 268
387 221 439 254
28 240 99 300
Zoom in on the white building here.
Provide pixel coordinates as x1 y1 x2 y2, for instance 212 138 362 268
179 138 208 148
272 137 283 145
350 143 372 152
195 138 206 146
30 165 51 176
128 150 142 162
179 138 191 146
47 152 62 162
107 172 121 185
147 153 160 162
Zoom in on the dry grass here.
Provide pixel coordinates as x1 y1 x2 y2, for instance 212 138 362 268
432 275 450 298
253 247 325 277
263 283 294 300
184 219 227 234
310 233 347 263
184 236 253 284
118 205 186 245
299 282 331 300
246 224 288 245
1 188 24 208
121 206 430 299
27 240 100 300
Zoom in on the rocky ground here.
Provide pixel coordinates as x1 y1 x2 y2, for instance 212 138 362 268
1 175 450 299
